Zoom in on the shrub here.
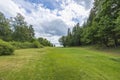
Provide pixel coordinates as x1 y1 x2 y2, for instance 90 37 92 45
9 41 43 49
32 40 43 48
10 41 33 49
0 40 14 55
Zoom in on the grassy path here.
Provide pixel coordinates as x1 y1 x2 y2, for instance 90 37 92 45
0 47 120 80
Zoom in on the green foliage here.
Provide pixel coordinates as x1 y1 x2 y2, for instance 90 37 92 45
10 41 43 49
32 40 43 48
59 36 67 47
10 41 33 49
0 12 52 48
0 12 35 42
59 0 120 48
0 12 12 41
11 13 35 42
0 40 14 55
59 23 82 47
37 37 53 47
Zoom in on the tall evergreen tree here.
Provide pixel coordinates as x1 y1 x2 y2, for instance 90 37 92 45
59 0 120 48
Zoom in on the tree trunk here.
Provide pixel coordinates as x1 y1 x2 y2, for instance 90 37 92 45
114 37 118 48
103 37 109 47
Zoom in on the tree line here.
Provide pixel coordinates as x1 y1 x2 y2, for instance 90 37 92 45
59 0 120 48
0 12 53 47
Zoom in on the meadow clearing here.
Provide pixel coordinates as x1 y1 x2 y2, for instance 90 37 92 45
0 47 120 80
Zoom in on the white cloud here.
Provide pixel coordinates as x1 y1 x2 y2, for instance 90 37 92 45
0 0 93 46
0 0 25 17
58 1 90 26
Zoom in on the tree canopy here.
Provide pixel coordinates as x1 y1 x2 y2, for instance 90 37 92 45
0 12 53 47
59 0 120 48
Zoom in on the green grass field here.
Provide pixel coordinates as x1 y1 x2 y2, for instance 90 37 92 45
0 47 120 80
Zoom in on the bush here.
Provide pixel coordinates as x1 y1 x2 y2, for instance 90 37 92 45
10 41 33 49
9 41 43 49
0 40 14 55
33 40 43 48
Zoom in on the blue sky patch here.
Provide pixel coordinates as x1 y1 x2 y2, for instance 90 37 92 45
25 0 62 10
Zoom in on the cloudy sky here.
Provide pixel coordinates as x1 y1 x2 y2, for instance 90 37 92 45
0 0 94 46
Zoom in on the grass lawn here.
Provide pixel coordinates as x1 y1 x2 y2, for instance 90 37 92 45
0 47 120 80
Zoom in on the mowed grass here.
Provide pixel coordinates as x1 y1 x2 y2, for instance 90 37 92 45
0 47 120 80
